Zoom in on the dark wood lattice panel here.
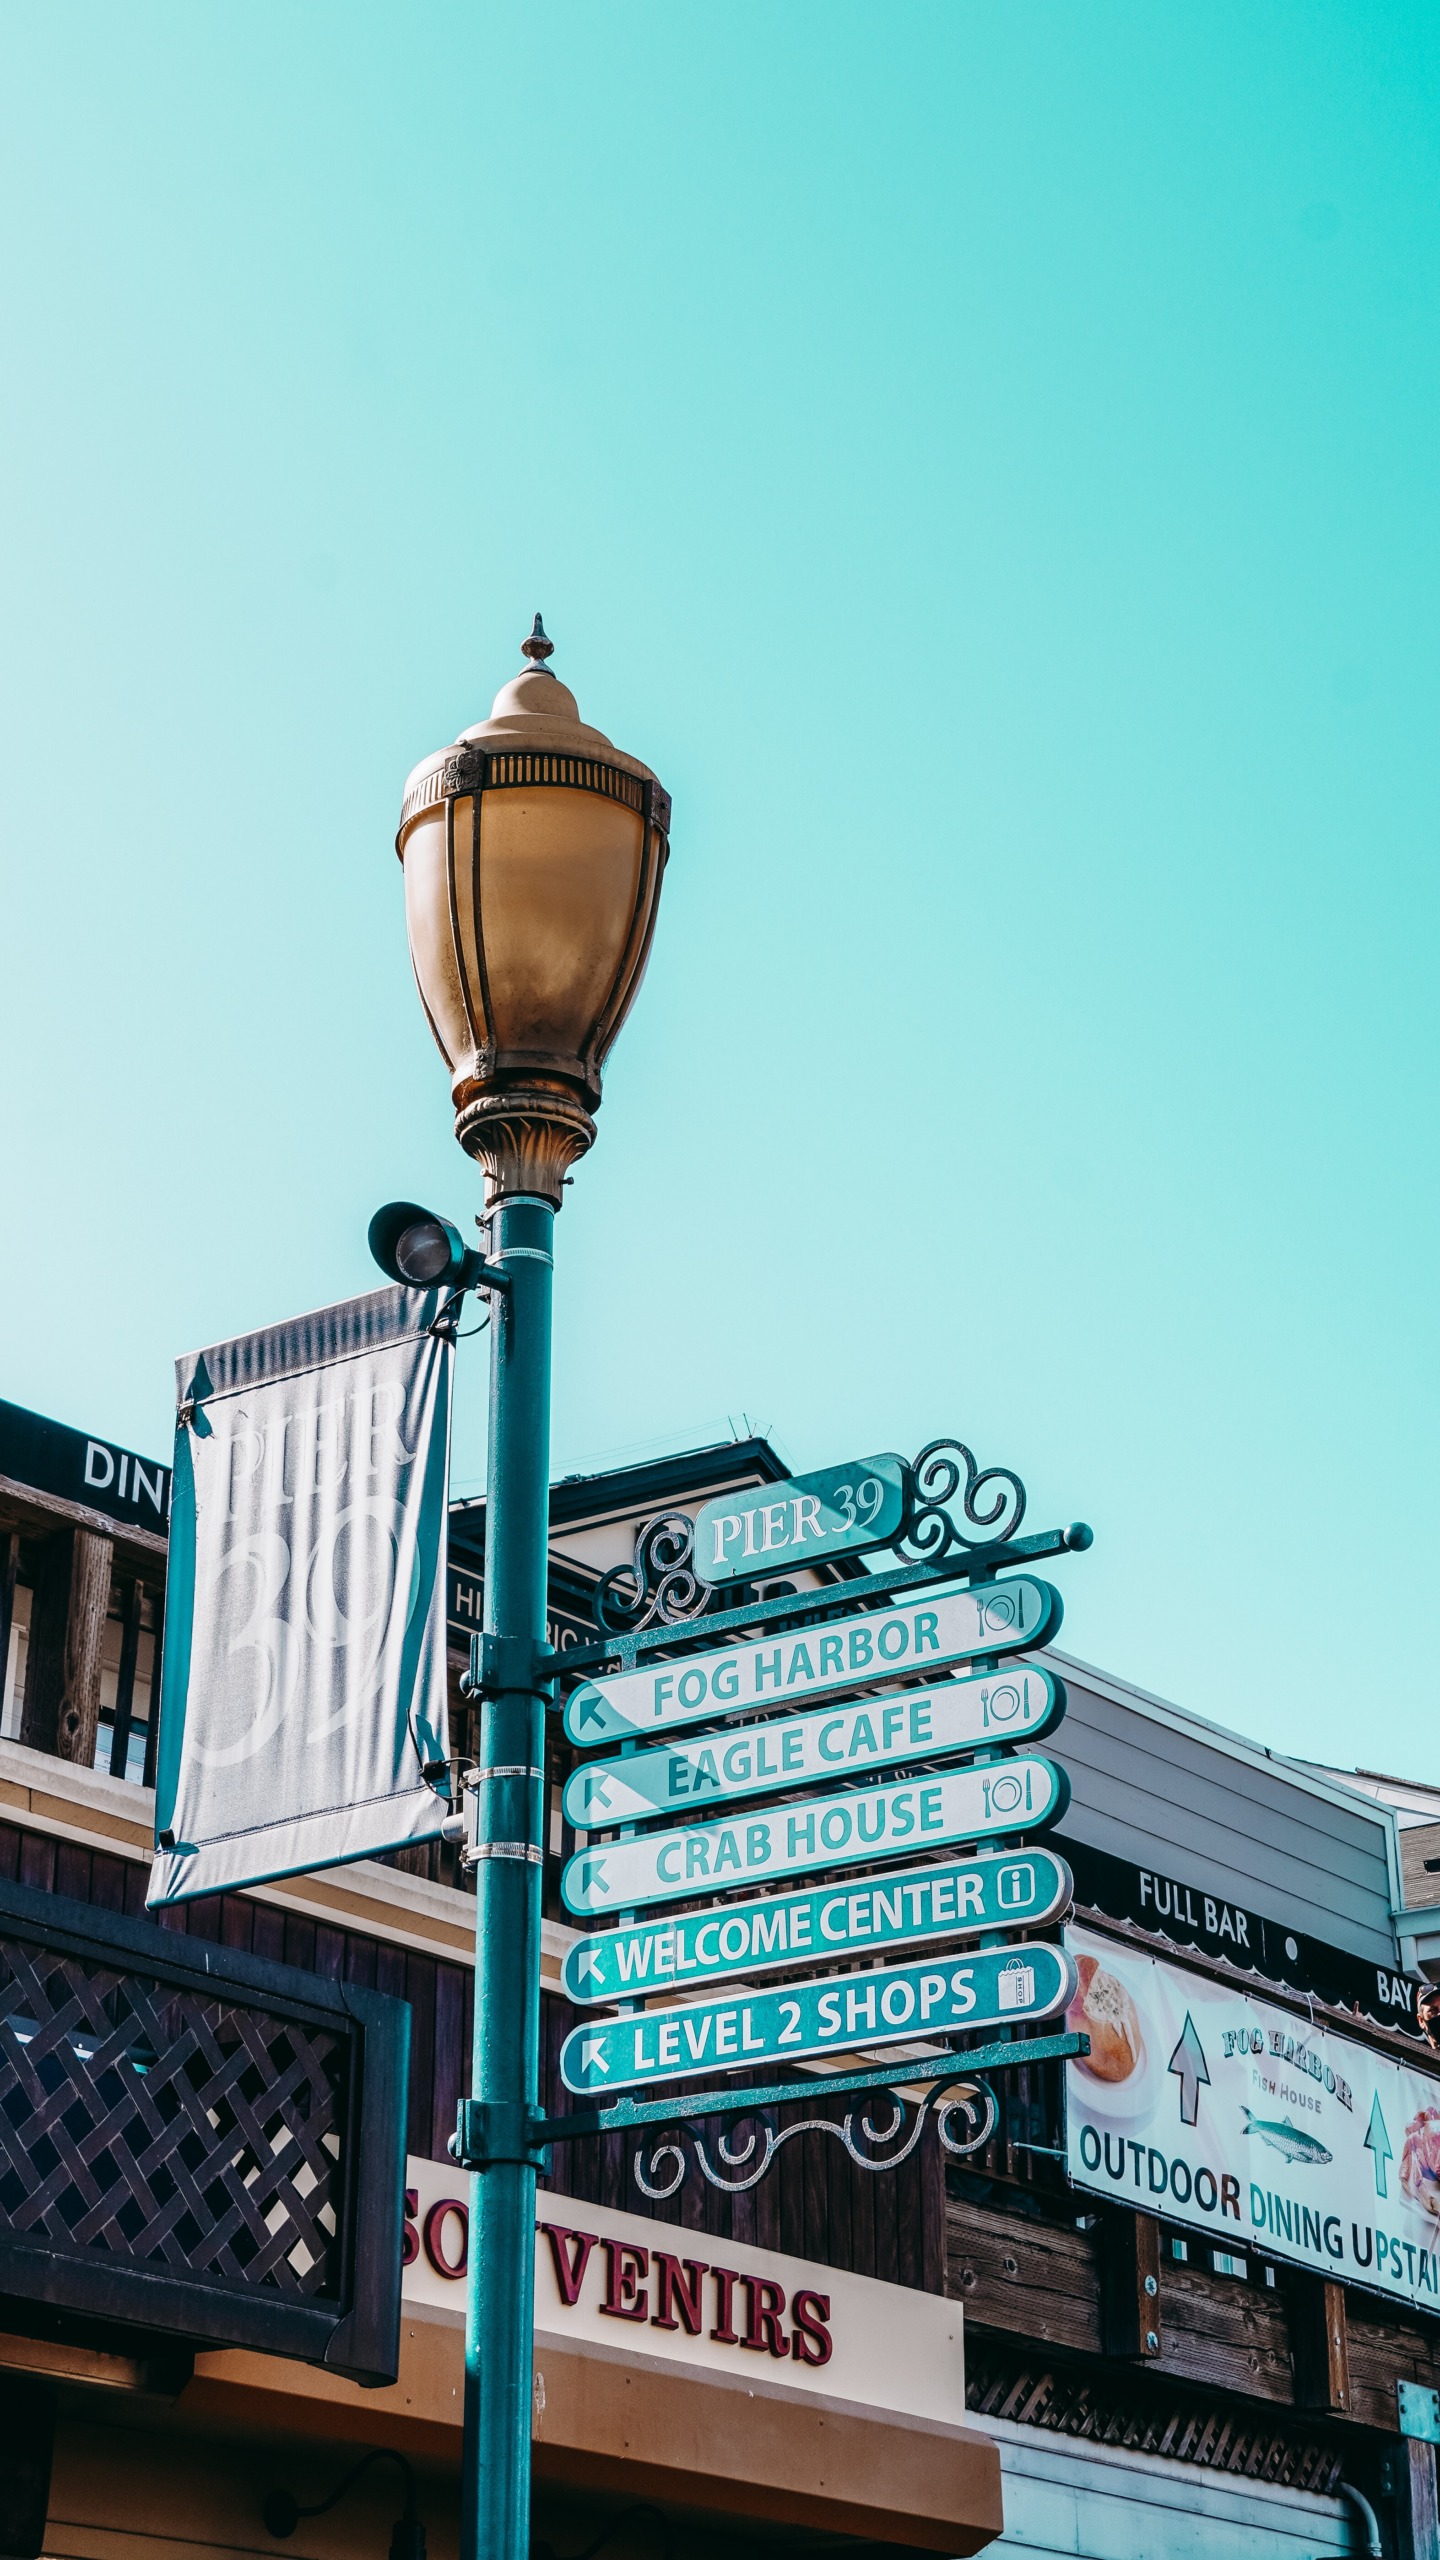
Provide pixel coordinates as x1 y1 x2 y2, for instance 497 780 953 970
0 1873 408 2383
0 1939 346 2300
965 2341 1348 2495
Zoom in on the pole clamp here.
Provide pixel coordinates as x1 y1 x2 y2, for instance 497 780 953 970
449 2099 552 2175
465 1634 558 1703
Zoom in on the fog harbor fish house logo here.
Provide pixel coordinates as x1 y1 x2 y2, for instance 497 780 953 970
1222 2019 1355 2118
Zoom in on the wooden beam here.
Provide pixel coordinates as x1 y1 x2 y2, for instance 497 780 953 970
1288 2271 1350 2411
19 1529 113 1765
1384 2437 1440 2560
0 1531 18 1725
1100 2208 1162 2359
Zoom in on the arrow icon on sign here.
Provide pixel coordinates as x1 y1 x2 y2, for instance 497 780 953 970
579 2036 610 2080
1166 2011 1211 2127
581 1772 614 1818
572 1687 607 1733
578 1856 609 1900
1365 2091 1393 2198
573 1942 606 1988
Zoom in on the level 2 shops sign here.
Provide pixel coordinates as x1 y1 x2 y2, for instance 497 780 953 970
561 1940 1078 2093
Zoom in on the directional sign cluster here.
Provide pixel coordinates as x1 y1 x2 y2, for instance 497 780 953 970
558 1454 1080 2098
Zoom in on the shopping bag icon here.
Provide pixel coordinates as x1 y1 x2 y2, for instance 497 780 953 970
998 1957 1035 2013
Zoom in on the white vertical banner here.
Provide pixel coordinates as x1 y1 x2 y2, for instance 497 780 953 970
148 1286 454 1906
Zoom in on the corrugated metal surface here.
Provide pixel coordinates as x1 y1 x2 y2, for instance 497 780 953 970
1048 1656 1398 1966
980 2420 1355 2558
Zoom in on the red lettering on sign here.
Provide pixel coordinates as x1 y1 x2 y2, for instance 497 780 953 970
741 2276 789 2358
790 2289 833 2366
423 2199 469 2279
401 2188 419 2268
651 2251 708 2335
539 2223 599 2307
710 2266 741 2344
600 2240 649 2321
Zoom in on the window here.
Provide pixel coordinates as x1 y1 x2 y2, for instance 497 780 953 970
1 1582 30 1740
94 1582 160 1783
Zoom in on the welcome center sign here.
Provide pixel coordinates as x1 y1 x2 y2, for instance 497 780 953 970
1065 1923 1440 2317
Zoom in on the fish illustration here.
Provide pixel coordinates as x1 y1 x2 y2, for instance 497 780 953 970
1241 2108 1332 2167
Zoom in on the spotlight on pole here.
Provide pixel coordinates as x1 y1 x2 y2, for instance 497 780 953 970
367 1200 507 1295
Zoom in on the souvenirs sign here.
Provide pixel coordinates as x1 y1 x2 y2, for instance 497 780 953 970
563 1574 1062 1745
562 1847 1075 2004
560 1754 1070 1916
561 1940 1079 2092
563 1667 1064 1829
692 1455 907 1586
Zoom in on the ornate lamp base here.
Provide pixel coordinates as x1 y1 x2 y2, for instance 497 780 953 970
454 1079 597 1208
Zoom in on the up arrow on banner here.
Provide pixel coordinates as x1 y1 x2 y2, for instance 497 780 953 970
578 1855 610 1899
1167 2011 1211 2127
1365 2091 1394 2198
579 1772 614 1819
579 2036 609 2078
572 1943 606 1988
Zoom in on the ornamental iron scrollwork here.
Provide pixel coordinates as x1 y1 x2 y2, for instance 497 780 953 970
894 1439 1027 1565
631 2078 998 2198
594 1513 799 1635
594 1513 707 1633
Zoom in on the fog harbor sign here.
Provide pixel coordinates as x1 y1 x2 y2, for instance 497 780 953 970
564 1574 1063 1744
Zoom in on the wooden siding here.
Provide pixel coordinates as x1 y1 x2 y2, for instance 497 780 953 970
1051 1669 1398 1964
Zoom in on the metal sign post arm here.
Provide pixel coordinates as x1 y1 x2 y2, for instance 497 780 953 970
560 1522 1093 1681
531 2029 1089 2145
460 1195 555 2560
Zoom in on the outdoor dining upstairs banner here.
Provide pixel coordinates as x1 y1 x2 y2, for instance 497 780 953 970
1065 1922 1440 2318
148 1286 453 1906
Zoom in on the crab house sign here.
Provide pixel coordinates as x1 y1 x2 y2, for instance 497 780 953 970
1065 1926 1440 2317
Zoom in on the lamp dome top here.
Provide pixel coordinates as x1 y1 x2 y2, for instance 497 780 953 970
447 613 656 782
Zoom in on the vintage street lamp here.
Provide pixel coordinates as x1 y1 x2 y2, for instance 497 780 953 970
394 620 670 2560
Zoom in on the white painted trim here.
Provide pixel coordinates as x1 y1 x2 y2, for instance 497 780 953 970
0 1734 577 1979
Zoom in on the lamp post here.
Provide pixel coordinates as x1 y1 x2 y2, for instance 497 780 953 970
394 621 671 2560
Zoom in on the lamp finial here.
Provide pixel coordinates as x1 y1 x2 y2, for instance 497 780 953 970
520 614 555 674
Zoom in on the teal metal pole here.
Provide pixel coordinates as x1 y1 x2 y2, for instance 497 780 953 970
463 1191 554 2560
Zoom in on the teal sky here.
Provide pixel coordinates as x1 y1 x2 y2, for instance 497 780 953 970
1 7 1436 1778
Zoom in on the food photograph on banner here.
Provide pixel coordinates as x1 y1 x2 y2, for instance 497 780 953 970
1066 1924 1440 2317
